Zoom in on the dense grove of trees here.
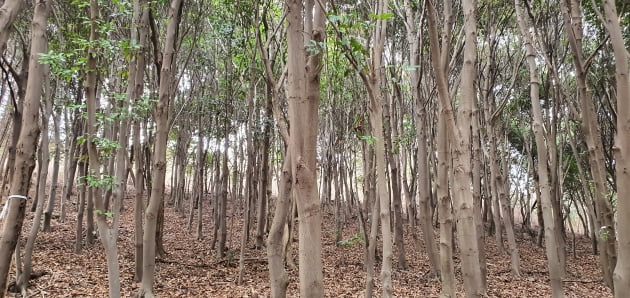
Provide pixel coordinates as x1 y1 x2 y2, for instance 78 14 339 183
0 0 628 297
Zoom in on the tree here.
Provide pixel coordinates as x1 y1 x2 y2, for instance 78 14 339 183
426 0 485 295
595 0 630 296
285 0 326 296
0 0 49 294
138 0 184 296
514 0 564 296
401 0 441 278
559 0 616 288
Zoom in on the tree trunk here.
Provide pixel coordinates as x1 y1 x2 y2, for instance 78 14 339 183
0 0 23 54
131 0 150 282
426 0 485 295
385 76 408 270
437 116 455 298
0 1 48 293
75 150 88 253
365 184 380 298
20 71 52 293
217 132 229 258
43 109 61 232
267 155 292 298
285 1 326 296
404 1 441 273
138 0 183 296
515 0 564 296
255 86 273 248
560 0 616 288
596 0 630 296
60 88 83 223
84 1 123 296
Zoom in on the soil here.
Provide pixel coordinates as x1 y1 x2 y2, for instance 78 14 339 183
7 189 613 297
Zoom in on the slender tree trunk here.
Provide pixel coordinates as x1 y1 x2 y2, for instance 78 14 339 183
75 150 88 253
217 131 229 258
596 0 630 296
0 1 49 293
365 184 380 298
437 116 455 298
267 155 291 298
427 0 485 295
20 72 52 293
404 2 441 272
560 0 616 288
239 56 258 283
84 2 123 296
385 79 408 270
284 0 327 296
255 88 272 248
138 0 183 296
471 94 487 287
132 0 149 283
60 91 83 222
497 142 521 275
515 1 564 296
43 110 61 232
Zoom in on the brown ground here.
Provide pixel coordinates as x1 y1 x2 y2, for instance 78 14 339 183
8 190 612 297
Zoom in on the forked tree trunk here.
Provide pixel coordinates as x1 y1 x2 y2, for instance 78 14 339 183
515 0 564 296
426 0 485 295
560 0 616 288
84 1 123 296
138 0 183 296
0 1 48 293
286 0 326 296
342 0 393 294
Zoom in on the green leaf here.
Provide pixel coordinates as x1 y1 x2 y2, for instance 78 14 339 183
360 135 376 146
369 12 394 20
328 14 342 23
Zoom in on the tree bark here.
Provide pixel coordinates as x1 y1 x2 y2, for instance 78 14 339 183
0 0 23 55
138 0 183 296
43 108 61 232
515 0 564 296
596 0 630 296
267 154 292 297
131 0 150 282
20 68 52 293
402 0 441 277
285 0 326 296
426 0 485 295
560 0 616 288
0 1 48 293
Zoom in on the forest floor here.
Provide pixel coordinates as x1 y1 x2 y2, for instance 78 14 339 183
8 189 612 297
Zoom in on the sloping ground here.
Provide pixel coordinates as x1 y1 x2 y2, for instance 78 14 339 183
8 192 612 297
